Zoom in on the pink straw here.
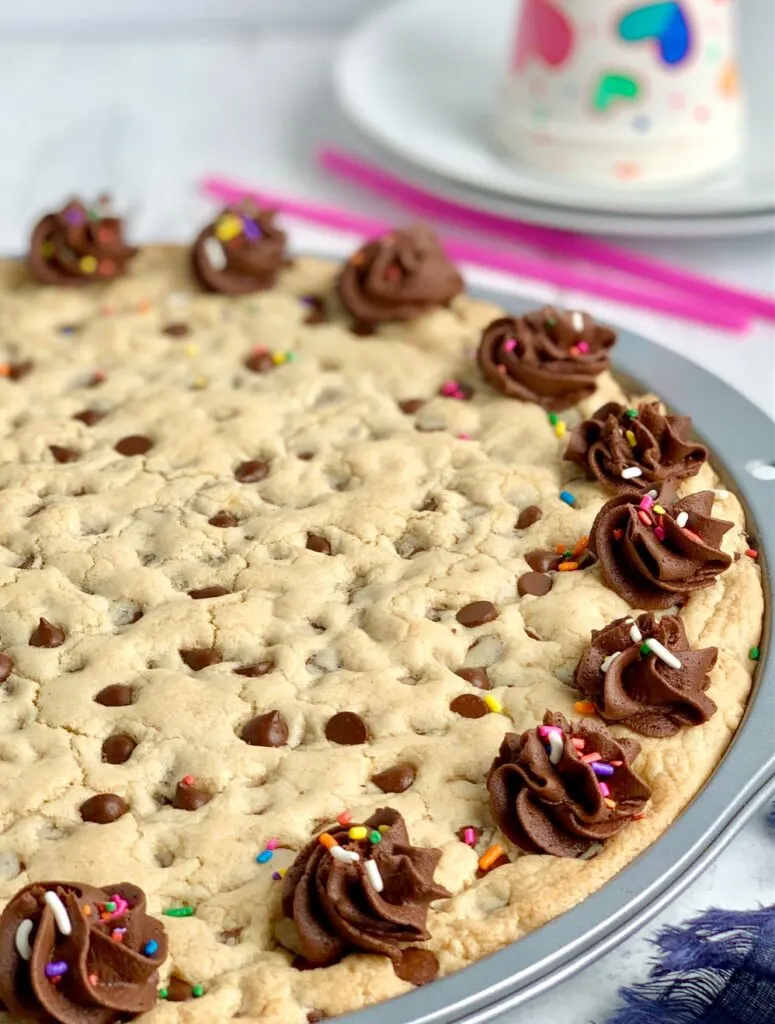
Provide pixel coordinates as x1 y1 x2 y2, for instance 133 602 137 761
317 147 775 324
199 175 749 333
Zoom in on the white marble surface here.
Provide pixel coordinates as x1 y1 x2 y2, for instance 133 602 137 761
0 24 772 1024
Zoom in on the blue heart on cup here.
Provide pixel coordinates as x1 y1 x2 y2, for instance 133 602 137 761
619 2 692 66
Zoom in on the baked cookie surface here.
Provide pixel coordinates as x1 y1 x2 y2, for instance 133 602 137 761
0 247 763 1023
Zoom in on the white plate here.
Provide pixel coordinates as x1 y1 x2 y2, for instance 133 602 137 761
352 140 775 238
335 0 775 219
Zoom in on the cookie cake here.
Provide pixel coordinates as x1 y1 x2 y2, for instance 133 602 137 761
0 199 764 1023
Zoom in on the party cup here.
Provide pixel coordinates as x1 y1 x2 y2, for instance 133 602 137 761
496 0 743 186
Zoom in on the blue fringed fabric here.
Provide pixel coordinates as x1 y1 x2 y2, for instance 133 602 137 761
604 906 775 1023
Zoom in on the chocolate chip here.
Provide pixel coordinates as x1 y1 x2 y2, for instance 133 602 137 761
371 762 416 793
525 550 560 573
455 667 492 690
399 399 425 414
208 511 238 528
73 408 106 426
17 555 35 569
352 320 375 337
218 928 243 945
162 322 190 337
8 360 33 380
307 1012 327 1023
79 793 128 824
292 956 319 972
49 445 80 463
188 586 230 600
450 694 488 718
29 617 65 648
516 505 543 529
94 684 134 707
115 435 154 456
306 533 331 555
180 648 222 671
420 496 438 512
456 826 481 844
302 296 328 324
517 572 553 597
325 711 368 745
242 710 289 747
455 602 498 628
394 948 440 986
235 459 268 483
101 733 137 764
173 779 210 811
244 350 275 373
165 977 195 1002
0 654 13 683
297 451 315 461
233 661 274 677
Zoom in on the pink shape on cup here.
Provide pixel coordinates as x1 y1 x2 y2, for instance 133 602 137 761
513 0 575 71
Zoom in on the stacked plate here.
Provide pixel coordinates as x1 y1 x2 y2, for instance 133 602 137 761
334 0 775 238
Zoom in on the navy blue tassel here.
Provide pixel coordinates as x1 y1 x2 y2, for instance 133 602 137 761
604 906 775 1023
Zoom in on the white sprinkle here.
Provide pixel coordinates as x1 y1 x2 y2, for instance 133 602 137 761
571 311 584 333
646 637 682 670
44 891 72 936
629 622 643 644
714 489 730 500
203 236 227 271
330 846 360 865
621 466 643 480
15 919 33 960
364 859 384 893
547 729 564 765
646 490 658 500
676 511 689 528
167 291 190 307
578 842 604 861
600 651 620 673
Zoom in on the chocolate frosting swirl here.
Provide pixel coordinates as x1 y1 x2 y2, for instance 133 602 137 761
574 613 718 737
337 225 464 325
29 199 137 287
0 880 167 1023
565 401 707 495
477 308 616 412
487 711 651 858
590 482 733 610
281 808 450 966
192 203 287 294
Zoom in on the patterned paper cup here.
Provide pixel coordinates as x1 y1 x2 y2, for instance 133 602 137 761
496 0 743 186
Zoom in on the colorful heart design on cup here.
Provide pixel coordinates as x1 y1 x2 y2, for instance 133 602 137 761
513 0 574 71
594 73 642 113
619 2 692 66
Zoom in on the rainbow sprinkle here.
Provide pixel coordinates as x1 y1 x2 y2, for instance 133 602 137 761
483 694 503 714
478 844 505 872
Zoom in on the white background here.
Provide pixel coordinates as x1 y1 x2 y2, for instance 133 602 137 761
0 0 387 32
0 3 772 1022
